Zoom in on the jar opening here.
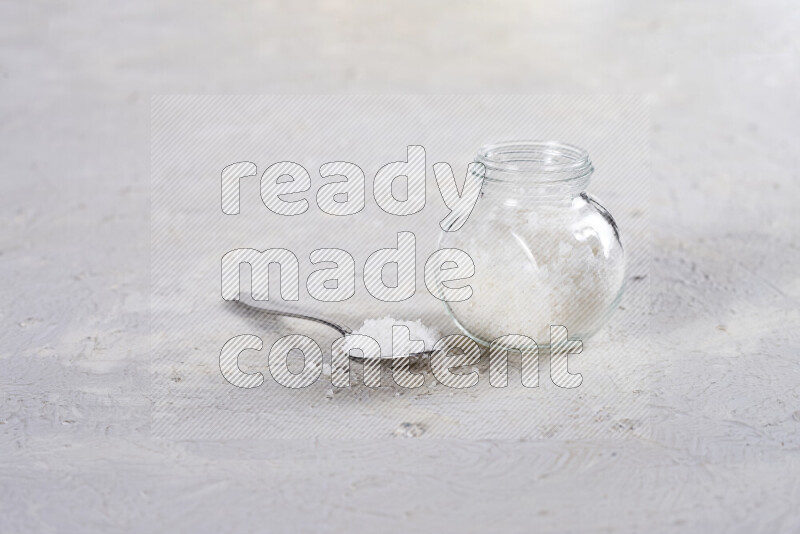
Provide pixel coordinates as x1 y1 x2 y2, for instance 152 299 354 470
475 141 593 183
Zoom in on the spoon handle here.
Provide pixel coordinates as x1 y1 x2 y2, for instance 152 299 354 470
233 292 352 336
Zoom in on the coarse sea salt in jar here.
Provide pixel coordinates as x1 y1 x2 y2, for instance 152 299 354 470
439 141 626 347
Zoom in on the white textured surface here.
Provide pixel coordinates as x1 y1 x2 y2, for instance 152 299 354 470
1 1 799 532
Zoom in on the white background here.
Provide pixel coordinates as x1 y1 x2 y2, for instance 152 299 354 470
1 1 798 532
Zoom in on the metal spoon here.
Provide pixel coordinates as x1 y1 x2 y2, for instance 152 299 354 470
230 292 433 359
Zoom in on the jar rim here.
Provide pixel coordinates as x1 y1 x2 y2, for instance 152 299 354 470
475 140 594 183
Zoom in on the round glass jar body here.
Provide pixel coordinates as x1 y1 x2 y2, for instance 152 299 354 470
439 141 625 347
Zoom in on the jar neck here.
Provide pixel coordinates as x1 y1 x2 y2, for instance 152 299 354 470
474 141 593 205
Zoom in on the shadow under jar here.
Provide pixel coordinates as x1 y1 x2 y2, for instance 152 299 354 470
439 141 626 348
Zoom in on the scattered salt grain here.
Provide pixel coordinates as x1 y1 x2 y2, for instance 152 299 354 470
393 422 426 438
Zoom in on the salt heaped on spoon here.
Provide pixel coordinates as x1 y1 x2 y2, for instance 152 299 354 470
343 316 441 358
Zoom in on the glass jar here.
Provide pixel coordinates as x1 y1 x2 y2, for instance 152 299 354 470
440 141 625 347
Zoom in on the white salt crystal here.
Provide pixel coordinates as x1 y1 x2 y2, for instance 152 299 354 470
444 201 625 344
345 316 441 358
